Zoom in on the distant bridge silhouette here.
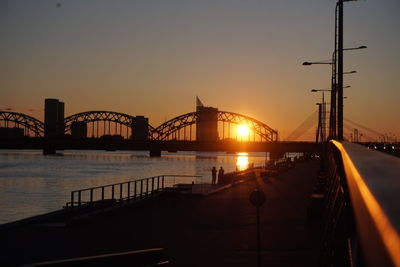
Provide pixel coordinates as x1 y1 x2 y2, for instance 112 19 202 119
64 111 158 139
0 109 277 142
153 111 277 141
0 111 44 137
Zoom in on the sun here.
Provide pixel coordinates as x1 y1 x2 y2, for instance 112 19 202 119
237 124 250 139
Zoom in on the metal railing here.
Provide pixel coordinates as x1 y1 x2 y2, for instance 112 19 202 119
24 248 168 266
321 141 400 267
67 175 202 209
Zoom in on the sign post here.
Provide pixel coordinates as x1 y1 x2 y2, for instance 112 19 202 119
249 189 266 267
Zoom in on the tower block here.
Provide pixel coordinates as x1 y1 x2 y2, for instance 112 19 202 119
195 97 219 142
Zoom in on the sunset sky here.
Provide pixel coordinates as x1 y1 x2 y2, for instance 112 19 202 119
1 0 399 141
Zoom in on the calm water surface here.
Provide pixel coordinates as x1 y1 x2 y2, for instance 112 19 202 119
0 150 267 224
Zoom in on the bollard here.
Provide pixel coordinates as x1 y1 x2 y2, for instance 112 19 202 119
249 189 266 267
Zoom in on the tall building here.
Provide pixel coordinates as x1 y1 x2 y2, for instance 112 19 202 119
131 116 149 141
57 101 65 137
196 97 219 142
44 98 64 138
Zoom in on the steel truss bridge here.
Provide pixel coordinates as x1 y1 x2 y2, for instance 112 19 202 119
0 110 319 155
0 110 278 142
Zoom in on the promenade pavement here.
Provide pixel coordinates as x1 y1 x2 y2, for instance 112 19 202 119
1 159 321 266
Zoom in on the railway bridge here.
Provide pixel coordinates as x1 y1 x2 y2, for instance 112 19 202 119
0 98 320 157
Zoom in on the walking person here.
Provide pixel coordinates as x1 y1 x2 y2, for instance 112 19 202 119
218 166 224 184
211 166 217 185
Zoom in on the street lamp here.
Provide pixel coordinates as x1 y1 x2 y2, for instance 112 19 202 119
311 86 351 93
336 0 367 140
302 61 332 66
311 89 331 92
343 70 357 74
343 46 367 51
303 44 364 140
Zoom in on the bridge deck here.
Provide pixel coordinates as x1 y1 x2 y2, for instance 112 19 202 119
0 160 321 266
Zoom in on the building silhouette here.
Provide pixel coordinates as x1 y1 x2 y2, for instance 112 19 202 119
196 97 218 142
131 116 149 141
44 98 64 138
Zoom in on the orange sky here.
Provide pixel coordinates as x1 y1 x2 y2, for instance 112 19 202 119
1 1 399 141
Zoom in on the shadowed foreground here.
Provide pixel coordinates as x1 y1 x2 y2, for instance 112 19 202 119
1 160 321 266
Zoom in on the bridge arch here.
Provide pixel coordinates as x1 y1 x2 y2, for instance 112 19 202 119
0 111 44 137
153 111 278 141
64 111 156 139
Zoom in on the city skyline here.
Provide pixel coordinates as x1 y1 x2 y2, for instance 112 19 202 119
1 0 399 141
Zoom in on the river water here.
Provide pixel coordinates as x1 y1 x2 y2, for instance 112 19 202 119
0 150 268 224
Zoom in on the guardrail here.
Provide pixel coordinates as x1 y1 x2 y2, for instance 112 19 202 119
66 174 202 209
23 247 168 266
322 141 400 267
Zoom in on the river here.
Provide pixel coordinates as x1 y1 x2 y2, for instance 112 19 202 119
0 150 268 224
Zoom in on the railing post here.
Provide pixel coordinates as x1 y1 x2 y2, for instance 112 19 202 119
111 185 115 205
90 188 93 204
127 182 131 201
78 191 81 207
146 178 149 196
134 181 137 201
71 191 74 208
162 175 165 190
151 177 155 195
140 180 143 199
157 176 160 191
101 187 105 206
120 183 123 204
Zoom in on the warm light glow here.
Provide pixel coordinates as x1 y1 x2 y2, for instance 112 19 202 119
236 152 249 171
333 141 400 266
237 124 250 140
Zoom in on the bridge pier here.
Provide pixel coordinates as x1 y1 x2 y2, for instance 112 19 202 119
43 143 56 155
269 147 285 160
149 150 161 157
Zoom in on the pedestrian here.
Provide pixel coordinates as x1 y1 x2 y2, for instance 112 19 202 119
211 166 217 185
218 166 224 184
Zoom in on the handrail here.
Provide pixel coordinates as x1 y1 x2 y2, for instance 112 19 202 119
23 247 168 266
70 174 202 193
67 174 202 209
329 141 400 266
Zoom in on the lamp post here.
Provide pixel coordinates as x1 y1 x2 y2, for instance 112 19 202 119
316 103 323 143
338 0 365 140
302 44 364 140
311 89 333 142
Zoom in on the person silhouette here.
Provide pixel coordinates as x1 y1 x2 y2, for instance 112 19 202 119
211 166 217 185
218 166 224 184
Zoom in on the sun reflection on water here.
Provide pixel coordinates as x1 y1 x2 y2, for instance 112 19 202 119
236 152 249 171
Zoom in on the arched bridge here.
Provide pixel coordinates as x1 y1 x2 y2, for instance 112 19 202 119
0 111 44 137
0 109 322 155
64 111 157 139
1 109 278 142
153 111 278 142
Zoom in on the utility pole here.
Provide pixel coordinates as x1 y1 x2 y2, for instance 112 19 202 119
316 103 322 143
337 0 344 140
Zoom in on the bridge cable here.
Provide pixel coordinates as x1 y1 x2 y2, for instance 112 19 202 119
344 117 384 137
286 110 318 141
344 122 375 142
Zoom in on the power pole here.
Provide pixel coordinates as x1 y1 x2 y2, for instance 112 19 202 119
337 0 344 140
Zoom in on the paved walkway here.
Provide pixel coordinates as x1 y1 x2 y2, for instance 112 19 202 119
1 160 321 266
